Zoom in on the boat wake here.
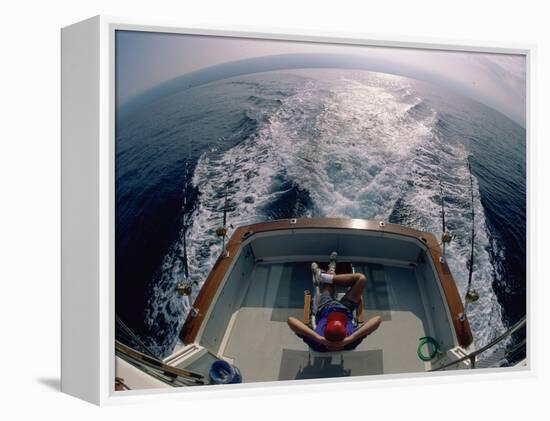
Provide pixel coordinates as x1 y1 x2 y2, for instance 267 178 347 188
143 70 507 357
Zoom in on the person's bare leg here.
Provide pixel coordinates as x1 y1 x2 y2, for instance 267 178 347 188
330 273 364 287
332 273 367 304
321 283 335 296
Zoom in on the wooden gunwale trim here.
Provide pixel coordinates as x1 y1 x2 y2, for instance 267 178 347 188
179 218 472 348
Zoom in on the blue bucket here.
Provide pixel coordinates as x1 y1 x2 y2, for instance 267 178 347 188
209 360 242 385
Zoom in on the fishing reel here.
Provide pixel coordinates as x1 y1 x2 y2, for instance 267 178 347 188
441 231 452 244
215 226 228 238
459 289 480 323
216 222 234 258
440 231 452 262
465 289 480 303
215 225 230 258
176 282 193 296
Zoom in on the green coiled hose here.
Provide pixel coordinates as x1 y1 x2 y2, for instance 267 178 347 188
417 336 440 361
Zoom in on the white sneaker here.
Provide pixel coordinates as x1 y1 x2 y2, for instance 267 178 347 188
311 262 322 286
328 251 337 273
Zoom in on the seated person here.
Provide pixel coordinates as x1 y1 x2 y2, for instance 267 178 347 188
287 264 382 352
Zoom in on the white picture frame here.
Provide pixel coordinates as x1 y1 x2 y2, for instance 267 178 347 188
61 15 533 405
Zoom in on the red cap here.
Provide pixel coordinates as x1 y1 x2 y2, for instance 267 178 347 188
324 312 348 342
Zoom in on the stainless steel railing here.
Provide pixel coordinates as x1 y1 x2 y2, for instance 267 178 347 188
430 316 526 371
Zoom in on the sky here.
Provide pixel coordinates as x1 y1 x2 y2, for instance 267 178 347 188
116 30 527 126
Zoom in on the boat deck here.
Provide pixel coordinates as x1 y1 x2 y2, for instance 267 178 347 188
219 261 431 382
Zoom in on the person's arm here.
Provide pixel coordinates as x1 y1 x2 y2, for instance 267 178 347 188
342 315 382 347
288 317 348 351
287 317 325 344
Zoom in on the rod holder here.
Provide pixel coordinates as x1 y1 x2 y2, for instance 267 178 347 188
216 226 230 258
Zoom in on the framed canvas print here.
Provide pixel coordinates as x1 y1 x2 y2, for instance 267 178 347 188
61 16 531 405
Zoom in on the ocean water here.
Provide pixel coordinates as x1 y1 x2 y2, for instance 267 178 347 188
115 69 526 361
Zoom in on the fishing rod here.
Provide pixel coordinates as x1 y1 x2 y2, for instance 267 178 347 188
215 187 230 258
439 175 452 258
176 186 198 297
462 159 479 319
223 186 228 228
180 134 192 282
467 160 475 292
115 314 160 360
115 340 204 385
182 195 190 280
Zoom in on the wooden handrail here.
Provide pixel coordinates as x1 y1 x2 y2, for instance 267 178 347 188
179 218 473 348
